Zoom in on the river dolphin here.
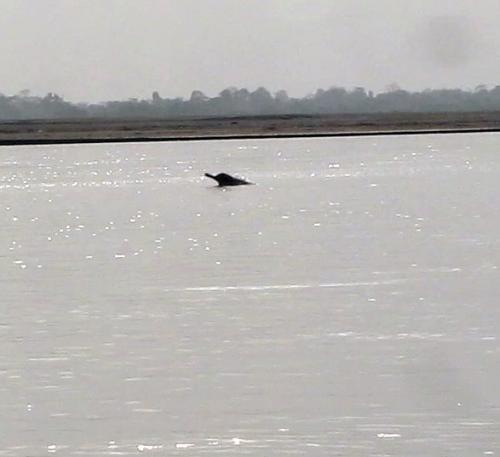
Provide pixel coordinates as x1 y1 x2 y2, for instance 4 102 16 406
204 173 253 186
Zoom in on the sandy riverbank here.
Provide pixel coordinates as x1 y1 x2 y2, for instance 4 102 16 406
1 111 500 145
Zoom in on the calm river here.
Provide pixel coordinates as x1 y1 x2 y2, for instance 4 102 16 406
1 133 499 456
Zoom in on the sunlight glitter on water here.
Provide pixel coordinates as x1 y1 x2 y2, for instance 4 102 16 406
1 134 499 456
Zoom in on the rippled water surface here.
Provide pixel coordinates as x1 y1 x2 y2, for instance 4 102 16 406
1 134 499 456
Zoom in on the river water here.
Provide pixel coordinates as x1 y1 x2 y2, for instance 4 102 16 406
1 133 499 456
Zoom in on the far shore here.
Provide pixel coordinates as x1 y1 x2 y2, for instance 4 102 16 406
1 111 500 145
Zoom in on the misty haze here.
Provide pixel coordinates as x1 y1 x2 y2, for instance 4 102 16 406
1 1 500 456
1 0 500 101
3 85 500 120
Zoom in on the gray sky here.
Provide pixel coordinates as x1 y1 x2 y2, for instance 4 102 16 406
1 0 499 102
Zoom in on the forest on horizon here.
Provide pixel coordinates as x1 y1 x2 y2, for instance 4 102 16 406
1 85 500 120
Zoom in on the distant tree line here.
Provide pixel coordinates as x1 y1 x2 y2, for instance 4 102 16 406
2 85 500 120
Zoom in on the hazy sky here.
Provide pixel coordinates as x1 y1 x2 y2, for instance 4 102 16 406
1 0 499 102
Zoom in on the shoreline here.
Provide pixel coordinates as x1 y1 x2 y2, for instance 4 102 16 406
1 112 500 145
1 127 499 146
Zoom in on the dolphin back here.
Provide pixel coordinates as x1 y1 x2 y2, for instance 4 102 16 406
204 172 252 186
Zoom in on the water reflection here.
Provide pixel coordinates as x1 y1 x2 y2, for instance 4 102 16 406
0 134 499 456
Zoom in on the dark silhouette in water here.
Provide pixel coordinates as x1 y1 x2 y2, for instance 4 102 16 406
204 173 253 187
